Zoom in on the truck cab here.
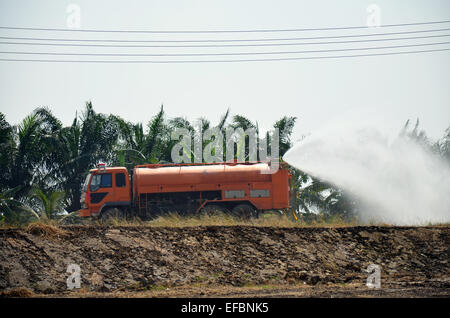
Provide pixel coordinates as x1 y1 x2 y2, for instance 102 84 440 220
78 165 131 217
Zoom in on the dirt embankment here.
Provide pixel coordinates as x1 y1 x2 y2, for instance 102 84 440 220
0 225 448 296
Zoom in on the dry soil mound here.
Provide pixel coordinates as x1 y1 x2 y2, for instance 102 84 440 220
0 226 448 294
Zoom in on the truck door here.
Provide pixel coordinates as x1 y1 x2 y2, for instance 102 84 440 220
89 172 114 215
114 171 130 202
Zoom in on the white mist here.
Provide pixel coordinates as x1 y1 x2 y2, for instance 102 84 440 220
284 116 450 225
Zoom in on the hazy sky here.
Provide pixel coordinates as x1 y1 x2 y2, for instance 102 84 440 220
0 0 449 141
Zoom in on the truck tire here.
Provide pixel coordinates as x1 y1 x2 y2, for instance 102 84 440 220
200 204 230 217
101 207 124 223
232 204 256 220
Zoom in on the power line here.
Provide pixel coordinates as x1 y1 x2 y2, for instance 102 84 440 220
0 48 448 63
1 34 449 49
0 28 449 43
1 41 449 57
0 20 449 33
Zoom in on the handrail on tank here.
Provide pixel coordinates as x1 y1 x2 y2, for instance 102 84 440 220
135 160 266 169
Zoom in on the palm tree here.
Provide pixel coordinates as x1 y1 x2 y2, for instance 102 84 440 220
209 108 230 163
53 102 127 211
400 118 430 150
273 116 297 156
290 167 356 221
114 122 147 169
29 188 65 219
168 116 196 162
0 187 39 224
116 105 174 166
9 107 62 199
217 108 230 131
435 126 450 162
144 105 170 162
230 114 255 132
228 114 256 162
0 112 14 192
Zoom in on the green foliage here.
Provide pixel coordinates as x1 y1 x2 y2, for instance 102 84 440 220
0 187 39 224
289 166 356 221
10 107 62 197
29 188 65 219
400 118 430 148
0 113 14 192
230 114 256 131
274 116 297 156
434 126 450 162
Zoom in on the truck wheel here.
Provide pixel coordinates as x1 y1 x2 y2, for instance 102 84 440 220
200 204 230 217
101 207 124 223
232 204 256 220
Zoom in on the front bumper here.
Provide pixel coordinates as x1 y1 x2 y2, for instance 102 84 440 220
78 208 91 217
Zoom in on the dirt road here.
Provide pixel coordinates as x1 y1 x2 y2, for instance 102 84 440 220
0 225 448 297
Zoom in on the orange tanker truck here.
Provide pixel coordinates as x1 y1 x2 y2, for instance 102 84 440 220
78 161 292 220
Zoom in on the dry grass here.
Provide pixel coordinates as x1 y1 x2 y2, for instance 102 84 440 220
1 212 359 229
103 213 448 228
2 211 448 230
96 211 359 228
0 287 35 298
432 223 450 227
26 221 68 238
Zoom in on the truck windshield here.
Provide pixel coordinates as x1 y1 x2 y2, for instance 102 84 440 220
82 173 91 192
89 173 112 192
90 174 101 192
